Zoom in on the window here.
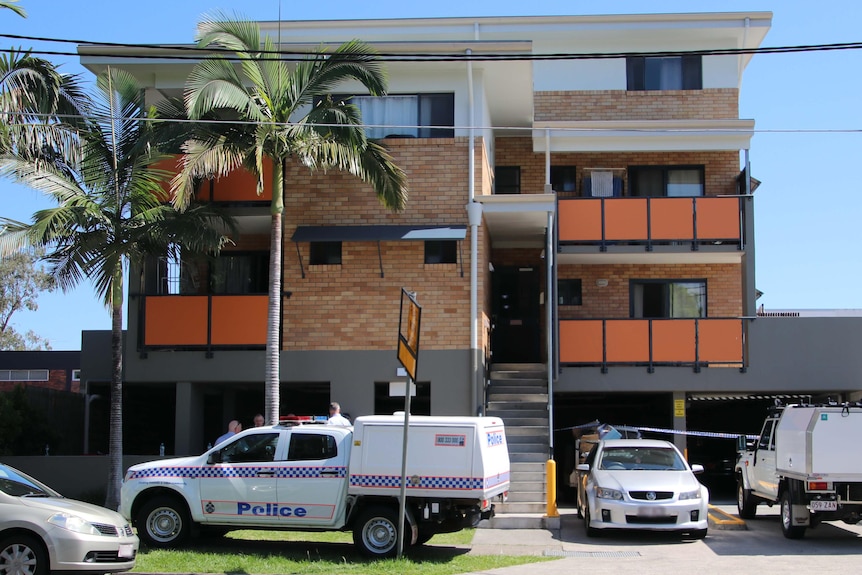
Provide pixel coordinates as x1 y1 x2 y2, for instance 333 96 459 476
210 252 269 294
558 279 582 306
374 381 431 415
333 93 454 139
550 166 577 194
494 166 521 195
424 241 457 264
218 433 279 463
288 433 337 461
629 166 704 197
310 242 342 265
630 280 706 318
758 420 776 451
626 55 702 91
0 370 49 381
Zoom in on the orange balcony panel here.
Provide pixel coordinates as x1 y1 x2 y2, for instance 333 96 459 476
208 159 273 202
145 296 208 346
650 198 694 240
696 197 740 240
211 295 268 346
560 320 603 363
148 155 182 202
699 319 743 363
606 320 649 362
651 320 696 362
605 199 647 240
558 199 602 241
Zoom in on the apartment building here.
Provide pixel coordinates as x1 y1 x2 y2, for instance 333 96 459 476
77 13 862 499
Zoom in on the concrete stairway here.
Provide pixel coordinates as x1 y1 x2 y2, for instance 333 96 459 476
480 363 557 529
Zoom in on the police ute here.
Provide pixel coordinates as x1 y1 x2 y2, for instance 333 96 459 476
120 414 510 557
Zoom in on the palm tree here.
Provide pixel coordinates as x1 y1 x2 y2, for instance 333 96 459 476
173 13 408 425
0 67 234 509
0 1 26 18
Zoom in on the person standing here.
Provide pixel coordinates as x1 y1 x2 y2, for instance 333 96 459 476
215 420 241 445
327 402 351 426
253 413 265 427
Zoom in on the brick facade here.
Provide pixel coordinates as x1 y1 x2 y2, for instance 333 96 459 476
534 89 739 122
494 137 740 197
280 138 484 351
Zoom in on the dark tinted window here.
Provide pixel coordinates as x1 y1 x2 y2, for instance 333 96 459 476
288 433 337 461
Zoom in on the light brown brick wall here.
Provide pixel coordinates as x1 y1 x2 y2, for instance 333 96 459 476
557 263 742 319
281 138 484 351
535 89 739 122
494 137 739 196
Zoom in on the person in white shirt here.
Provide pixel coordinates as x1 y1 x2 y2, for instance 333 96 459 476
327 402 351 426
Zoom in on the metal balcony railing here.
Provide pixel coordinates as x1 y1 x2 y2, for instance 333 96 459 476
140 295 267 351
558 317 749 372
557 196 744 251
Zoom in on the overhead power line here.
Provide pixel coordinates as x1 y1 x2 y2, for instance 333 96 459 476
7 110 862 134
2 32 862 62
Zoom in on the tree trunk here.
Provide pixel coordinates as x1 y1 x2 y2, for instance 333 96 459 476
264 160 285 425
104 271 124 510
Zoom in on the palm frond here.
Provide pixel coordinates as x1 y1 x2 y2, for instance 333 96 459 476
196 11 262 54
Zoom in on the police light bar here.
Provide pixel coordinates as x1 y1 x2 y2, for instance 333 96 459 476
277 415 329 426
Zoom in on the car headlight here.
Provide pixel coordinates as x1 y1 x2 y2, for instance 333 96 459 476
596 487 623 500
48 512 101 536
679 489 702 500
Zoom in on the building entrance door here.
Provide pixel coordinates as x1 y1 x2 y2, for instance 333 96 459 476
491 266 541 363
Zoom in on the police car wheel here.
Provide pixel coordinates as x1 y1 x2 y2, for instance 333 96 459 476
138 496 191 548
0 535 48 575
353 506 400 558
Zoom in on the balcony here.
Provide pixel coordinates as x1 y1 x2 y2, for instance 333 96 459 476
141 295 268 350
557 196 744 253
559 317 748 371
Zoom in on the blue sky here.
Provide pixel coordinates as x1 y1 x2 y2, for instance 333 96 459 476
3 0 861 349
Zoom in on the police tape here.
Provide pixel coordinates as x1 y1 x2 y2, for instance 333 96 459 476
559 422 758 440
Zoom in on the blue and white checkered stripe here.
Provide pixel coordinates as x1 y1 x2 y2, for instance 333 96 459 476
129 465 346 480
350 474 483 490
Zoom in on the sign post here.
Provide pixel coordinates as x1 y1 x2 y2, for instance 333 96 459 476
395 289 421 559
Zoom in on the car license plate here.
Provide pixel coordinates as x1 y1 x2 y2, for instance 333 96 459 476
118 544 135 559
638 506 667 517
810 500 837 512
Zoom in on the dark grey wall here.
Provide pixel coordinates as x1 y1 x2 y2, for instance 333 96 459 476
125 348 473 417
556 317 862 396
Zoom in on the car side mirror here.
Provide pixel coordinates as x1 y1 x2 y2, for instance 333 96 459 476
736 435 748 452
207 451 222 465
576 463 590 472
690 463 704 474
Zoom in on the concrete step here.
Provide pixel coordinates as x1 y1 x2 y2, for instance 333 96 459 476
506 433 550 445
493 417 549 426
503 425 549 437
508 442 549 454
505 490 547 503
478 512 559 530
488 377 548 387
487 393 548 403
487 385 547 396
511 461 546 473
490 363 547 373
485 408 548 420
494 501 548 514
509 452 549 463
509 471 546 482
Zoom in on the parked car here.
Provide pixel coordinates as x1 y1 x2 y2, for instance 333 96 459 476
575 438 709 539
0 462 138 575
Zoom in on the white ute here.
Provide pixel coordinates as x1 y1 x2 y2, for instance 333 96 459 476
120 415 510 556
736 402 862 538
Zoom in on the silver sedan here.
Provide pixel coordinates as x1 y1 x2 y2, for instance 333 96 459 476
0 463 138 575
576 438 709 538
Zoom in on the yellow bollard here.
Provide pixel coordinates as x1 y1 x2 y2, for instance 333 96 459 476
546 459 559 518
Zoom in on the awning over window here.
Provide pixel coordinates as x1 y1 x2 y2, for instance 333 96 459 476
291 225 466 243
